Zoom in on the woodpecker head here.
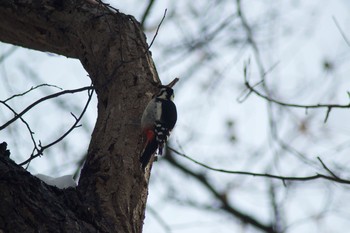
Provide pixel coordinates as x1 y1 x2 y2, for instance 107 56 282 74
156 86 174 101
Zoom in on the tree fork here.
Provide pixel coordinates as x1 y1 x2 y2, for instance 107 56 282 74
0 1 159 232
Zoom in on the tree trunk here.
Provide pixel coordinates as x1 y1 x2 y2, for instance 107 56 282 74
0 1 158 232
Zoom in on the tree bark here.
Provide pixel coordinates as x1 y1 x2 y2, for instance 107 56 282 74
0 1 158 232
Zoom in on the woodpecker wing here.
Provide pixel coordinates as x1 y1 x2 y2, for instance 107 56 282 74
140 138 158 169
158 98 177 130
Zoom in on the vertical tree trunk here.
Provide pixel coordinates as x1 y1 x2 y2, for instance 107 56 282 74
0 1 158 232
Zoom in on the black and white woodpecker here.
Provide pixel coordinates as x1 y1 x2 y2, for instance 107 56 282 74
140 85 177 169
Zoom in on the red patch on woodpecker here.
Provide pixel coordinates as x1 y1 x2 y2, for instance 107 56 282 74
145 130 155 142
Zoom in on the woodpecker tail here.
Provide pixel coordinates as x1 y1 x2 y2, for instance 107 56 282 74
140 139 158 169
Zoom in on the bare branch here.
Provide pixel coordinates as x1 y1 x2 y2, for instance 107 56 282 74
166 149 277 233
324 107 332 123
242 67 350 110
140 0 156 28
0 101 39 155
332 16 350 47
317 157 340 179
168 147 350 185
0 46 17 63
269 182 284 232
4 84 62 102
148 9 167 49
19 87 94 166
237 0 265 76
0 86 94 131
147 206 172 233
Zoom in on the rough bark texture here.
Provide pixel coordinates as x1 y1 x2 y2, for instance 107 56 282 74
0 1 159 232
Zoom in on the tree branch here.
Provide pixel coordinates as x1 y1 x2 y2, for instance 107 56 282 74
165 149 277 233
0 150 97 232
0 1 160 232
243 74 350 110
332 16 350 47
0 0 108 58
148 8 167 49
140 0 156 28
169 147 350 185
0 86 93 130
3 84 62 102
19 87 94 166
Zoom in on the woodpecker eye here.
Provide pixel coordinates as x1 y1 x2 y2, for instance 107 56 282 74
157 87 174 100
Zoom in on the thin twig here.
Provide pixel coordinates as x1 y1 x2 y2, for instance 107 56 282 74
324 107 332 123
168 147 350 185
4 84 62 102
140 0 156 28
237 0 265 76
96 0 119 13
317 156 339 179
19 87 94 166
0 101 39 153
243 70 350 110
0 46 17 63
166 148 277 233
0 86 94 131
147 206 172 233
332 16 350 47
148 9 167 49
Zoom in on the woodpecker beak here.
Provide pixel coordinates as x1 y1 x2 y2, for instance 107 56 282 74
166 77 179 88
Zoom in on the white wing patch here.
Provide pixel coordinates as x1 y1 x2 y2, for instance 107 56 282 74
155 101 162 121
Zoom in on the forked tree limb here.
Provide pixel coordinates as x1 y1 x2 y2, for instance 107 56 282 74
0 1 160 232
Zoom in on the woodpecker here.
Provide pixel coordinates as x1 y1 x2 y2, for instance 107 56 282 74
140 86 177 169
